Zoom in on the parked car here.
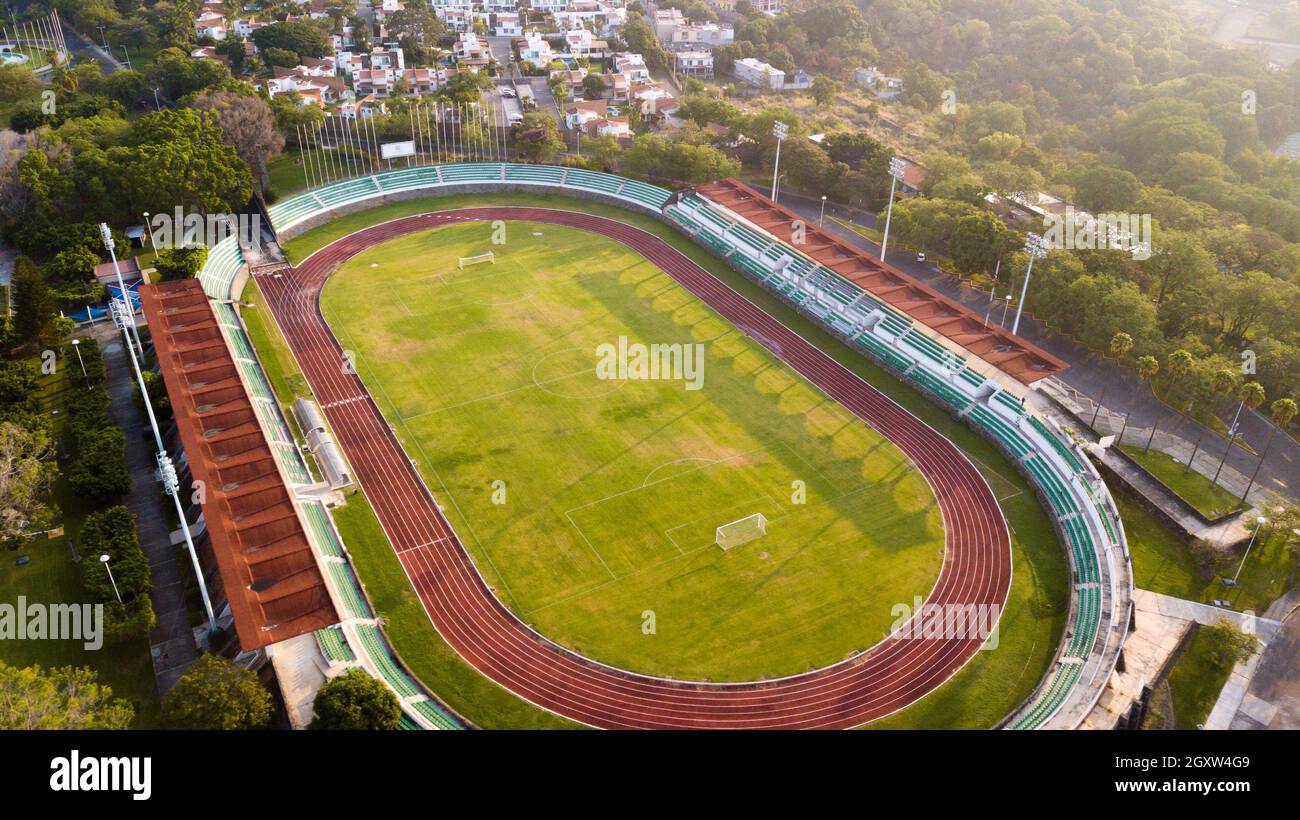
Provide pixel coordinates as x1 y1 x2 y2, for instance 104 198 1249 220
915 251 926 263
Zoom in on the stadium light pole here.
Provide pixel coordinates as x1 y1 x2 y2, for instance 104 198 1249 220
99 555 122 604
1011 233 1047 336
819 195 827 226
879 156 906 264
100 223 144 365
111 296 219 635
770 120 787 201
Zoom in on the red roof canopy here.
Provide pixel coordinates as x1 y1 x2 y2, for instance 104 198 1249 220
141 280 338 650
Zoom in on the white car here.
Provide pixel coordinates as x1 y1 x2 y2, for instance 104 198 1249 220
915 252 926 263
499 87 517 98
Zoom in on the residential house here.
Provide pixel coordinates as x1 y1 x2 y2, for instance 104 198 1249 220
564 98 607 130
734 57 783 89
653 8 685 40
613 52 649 82
854 66 902 99
193 11 227 40
673 49 712 78
454 31 493 66
565 28 607 59
495 12 523 37
517 30 555 69
668 22 733 47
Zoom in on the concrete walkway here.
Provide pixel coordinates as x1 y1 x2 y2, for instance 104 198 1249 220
1221 589 1300 729
92 322 200 695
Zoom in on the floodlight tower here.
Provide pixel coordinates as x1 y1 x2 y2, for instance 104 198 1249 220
770 120 788 201
1011 232 1047 336
879 156 906 263
99 223 144 364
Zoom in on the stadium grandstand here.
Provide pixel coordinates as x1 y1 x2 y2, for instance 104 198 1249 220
179 161 1133 729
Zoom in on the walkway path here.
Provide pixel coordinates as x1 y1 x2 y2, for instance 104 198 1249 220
91 322 200 695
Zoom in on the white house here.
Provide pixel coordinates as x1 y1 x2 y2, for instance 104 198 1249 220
517 30 555 69
495 12 523 37
673 49 713 78
854 66 903 99
565 28 607 59
734 57 784 89
668 22 733 47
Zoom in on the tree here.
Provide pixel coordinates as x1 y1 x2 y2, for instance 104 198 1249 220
621 135 739 184
581 73 608 101
948 211 1016 277
0 65 40 102
1072 166 1142 214
1090 331 1135 426
1211 381 1265 488
1241 396 1299 500
191 91 285 189
162 654 274 730
263 47 301 68
810 74 837 107
513 112 565 162
310 669 401 730
0 422 55 541
121 109 254 216
10 257 54 347
0 662 134 729
66 427 130 501
251 21 331 59
154 246 210 281
1119 355 1159 443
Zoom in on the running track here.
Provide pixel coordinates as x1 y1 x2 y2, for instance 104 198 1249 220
256 207 1013 728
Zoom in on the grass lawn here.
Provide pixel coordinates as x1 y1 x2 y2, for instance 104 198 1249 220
323 221 946 681
0 353 160 728
1119 492 1293 614
1166 624 1246 729
271 192 1069 727
267 150 308 199
1120 445 1245 519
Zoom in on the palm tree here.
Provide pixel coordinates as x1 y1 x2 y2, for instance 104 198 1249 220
1119 355 1159 445
1147 349 1194 451
1090 331 1135 427
1210 381 1265 489
1241 397 1298 502
1188 368 1240 474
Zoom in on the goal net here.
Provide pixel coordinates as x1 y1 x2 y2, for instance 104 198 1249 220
715 513 768 550
458 251 495 270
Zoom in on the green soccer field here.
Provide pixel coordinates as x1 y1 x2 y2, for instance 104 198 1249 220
320 220 948 682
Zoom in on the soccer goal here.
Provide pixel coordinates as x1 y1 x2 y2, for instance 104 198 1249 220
715 513 768 550
458 251 495 270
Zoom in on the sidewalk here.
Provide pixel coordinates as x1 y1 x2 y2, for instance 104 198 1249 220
92 322 200 695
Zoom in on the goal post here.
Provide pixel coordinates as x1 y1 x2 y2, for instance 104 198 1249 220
458 251 495 270
715 513 768 550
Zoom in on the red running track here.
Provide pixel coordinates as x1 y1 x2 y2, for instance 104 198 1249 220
256 207 1012 729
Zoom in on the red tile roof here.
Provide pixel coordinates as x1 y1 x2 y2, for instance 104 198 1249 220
140 280 338 650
